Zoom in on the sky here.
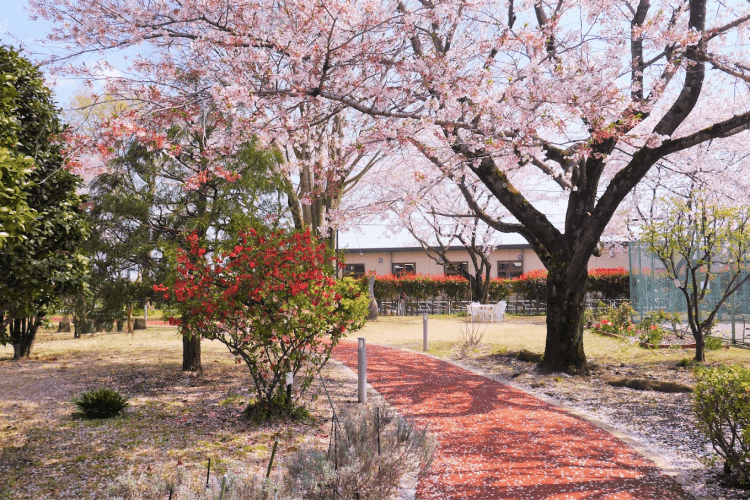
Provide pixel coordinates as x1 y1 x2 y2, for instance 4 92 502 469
0 2 531 251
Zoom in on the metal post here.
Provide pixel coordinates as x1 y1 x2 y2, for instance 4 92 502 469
729 262 740 344
286 371 293 403
423 313 428 352
144 304 148 324
357 338 367 403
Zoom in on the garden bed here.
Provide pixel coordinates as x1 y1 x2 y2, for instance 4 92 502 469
593 329 697 349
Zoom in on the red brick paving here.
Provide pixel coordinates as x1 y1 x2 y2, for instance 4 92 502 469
331 340 694 500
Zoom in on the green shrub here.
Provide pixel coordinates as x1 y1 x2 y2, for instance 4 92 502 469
73 388 129 419
678 358 696 368
336 277 371 322
592 301 635 336
637 309 678 346
694 365 750 486
705 336 725 351
592 304 679 348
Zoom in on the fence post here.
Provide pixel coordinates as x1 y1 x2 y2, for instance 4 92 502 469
357 338 367 403
729 261 740 344
423 313 428 352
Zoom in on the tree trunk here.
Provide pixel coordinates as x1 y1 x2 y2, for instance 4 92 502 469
11 317 41 360
469 275 489 304
693 331 706 362
540 266 589 374
182 332 202 372
126 303 133 334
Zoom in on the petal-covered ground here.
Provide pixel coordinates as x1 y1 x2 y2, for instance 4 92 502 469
332 340 694 500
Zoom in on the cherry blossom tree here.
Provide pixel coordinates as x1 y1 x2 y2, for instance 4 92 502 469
387 160 504 303
32 0 750 372
277 107 384 252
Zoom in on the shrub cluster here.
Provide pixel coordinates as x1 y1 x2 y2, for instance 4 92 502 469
367 267 629 305
513 268 629 303
694 365 750 486
286 405 435 499
108 406 435 500
590 302 678 347
370 273 512 302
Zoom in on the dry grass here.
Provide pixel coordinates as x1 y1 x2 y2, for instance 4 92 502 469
2 315 747 499
0 326 360 500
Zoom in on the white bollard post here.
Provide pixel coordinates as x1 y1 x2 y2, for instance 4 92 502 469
423 313 428 352
357 338 367 403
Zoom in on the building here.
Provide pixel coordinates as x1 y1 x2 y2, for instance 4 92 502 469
341 244 628 278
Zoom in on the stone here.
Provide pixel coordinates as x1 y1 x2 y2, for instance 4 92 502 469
367 298 379 320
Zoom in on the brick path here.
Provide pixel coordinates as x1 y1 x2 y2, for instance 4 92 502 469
331 340 694 500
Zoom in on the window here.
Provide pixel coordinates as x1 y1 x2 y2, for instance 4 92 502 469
497 260 523 279
392 263 416 276
343 263 366 278
444 262 468 276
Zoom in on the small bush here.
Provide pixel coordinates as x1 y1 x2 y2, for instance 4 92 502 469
694 365 750 486
454 318 487 355
678 358 696 368
592 304 680 348
73 388 129 419
592 301 635 336
109 406 435 500
285 405 435 499
705 336 725 351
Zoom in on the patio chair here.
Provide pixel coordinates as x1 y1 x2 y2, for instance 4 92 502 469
494 301 507 322
467 302 482 322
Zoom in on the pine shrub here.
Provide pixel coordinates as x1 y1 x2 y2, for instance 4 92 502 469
73 388 129 419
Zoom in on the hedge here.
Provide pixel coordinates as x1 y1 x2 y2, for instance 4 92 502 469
363 267 629 304
512 267 630 303
366 274 513 303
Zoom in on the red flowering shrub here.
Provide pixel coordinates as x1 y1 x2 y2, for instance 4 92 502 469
591 302 677 347
513 267 630 302
157 228 367 419
370 273 512 303
588 267 630 299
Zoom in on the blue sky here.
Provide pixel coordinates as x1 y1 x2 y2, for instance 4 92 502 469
1 2 78 107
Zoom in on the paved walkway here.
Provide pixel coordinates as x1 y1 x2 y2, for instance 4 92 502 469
331 340 694 500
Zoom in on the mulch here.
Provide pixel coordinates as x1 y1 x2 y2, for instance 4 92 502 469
331 340 695 500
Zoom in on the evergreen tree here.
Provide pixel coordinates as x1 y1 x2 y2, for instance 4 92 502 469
0 46 88 359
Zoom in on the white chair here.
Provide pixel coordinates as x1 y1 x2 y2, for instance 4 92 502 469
494 301 507 323
467 302 481 322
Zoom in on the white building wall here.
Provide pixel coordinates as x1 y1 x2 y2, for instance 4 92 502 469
343 246 629 276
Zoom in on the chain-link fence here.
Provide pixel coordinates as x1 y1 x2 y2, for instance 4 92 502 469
628 241 750 344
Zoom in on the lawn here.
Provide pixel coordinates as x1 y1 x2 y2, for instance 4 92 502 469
349 314 750 368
